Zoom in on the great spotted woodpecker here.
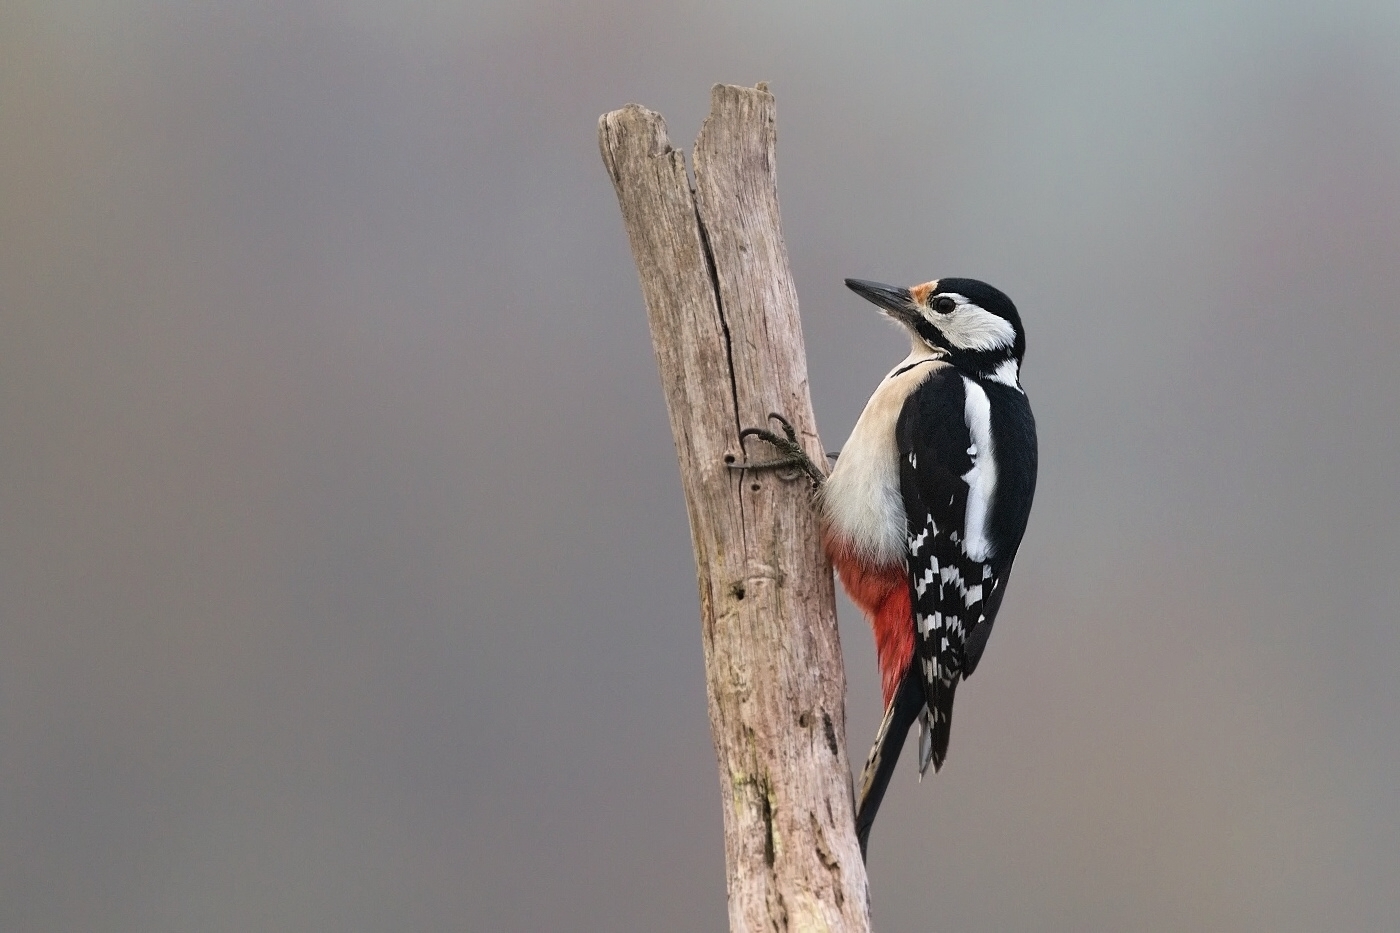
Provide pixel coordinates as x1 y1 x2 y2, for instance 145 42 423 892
734 277 1036 858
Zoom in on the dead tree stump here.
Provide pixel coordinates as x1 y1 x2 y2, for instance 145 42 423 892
600 84 873 932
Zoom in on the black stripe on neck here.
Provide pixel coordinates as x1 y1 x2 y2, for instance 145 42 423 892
891 357 940 378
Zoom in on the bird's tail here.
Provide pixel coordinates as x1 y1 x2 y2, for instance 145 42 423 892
920 673 958 776
854 669 924 859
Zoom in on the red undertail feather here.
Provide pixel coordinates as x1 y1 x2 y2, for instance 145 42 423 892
824 531 913 708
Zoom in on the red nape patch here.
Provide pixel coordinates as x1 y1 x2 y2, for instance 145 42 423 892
824 532 914 708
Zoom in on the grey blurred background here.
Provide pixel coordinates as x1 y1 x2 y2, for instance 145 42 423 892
3 1 1399 930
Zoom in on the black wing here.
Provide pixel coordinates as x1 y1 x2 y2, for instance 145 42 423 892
896 369 1025 772
968 377 1037 675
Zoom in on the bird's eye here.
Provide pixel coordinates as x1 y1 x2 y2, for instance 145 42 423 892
933 296 957 314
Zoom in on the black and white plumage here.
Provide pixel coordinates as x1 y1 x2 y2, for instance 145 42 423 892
820 277 1037 857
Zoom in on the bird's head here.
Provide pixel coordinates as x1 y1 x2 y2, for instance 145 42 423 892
845 277 1025 384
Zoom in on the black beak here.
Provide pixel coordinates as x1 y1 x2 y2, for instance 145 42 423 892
845 278 918 325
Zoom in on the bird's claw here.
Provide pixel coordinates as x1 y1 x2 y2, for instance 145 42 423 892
738 411 801 447
728 413 826 487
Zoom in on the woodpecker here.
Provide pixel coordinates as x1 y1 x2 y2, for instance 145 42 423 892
733 276 1036 858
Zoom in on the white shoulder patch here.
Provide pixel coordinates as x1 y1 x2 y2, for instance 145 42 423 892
959 377 997 562
987 358 1021 390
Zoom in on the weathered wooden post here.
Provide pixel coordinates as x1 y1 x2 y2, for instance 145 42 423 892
600 84 873 931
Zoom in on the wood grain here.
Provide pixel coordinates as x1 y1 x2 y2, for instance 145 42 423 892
600 84 872 932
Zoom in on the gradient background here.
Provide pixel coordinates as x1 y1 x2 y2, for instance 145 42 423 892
4 2 1400 930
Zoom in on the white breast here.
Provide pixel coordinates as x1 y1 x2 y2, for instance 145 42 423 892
821 352 947 565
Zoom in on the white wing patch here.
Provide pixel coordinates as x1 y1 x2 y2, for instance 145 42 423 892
960 377 997 562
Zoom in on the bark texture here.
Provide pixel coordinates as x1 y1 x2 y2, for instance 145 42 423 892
600 84 872 932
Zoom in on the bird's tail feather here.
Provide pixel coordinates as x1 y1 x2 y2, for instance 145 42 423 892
854 670 924 860
921 677 957 775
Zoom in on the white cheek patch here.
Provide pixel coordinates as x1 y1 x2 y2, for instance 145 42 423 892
929 296 1017 352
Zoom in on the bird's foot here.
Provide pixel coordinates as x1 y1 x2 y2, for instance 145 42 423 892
727 413 826 487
